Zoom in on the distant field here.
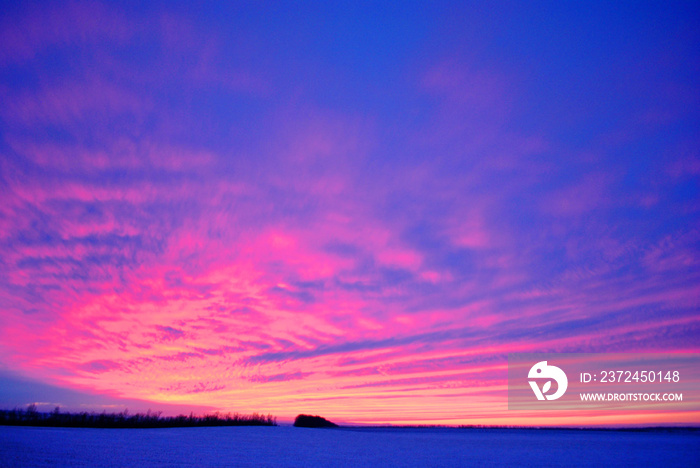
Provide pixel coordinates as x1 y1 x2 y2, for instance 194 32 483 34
1 426 698 467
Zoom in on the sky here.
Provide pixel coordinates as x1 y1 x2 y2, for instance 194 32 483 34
0 1 698 426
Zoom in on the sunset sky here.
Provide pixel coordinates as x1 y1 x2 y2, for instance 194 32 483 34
0 1 698 425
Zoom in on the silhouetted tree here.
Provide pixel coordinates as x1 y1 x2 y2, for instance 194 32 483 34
293 414 338 428
0 407 277 428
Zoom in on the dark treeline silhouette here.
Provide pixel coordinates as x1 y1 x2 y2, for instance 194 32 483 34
0 404 276 429
293 414 338 428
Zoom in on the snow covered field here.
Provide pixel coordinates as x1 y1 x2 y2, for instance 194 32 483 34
1 425 698 467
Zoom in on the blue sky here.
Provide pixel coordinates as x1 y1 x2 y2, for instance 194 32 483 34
0 1 698 425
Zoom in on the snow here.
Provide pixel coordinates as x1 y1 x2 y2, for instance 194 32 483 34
0 425 698 467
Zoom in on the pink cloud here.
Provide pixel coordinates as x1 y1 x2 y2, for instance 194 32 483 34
1 78 149 128
0 4 697 427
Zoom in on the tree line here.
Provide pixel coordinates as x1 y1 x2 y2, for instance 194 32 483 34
0 404 277 428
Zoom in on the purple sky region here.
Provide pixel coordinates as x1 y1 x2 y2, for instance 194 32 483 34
0 1 698 425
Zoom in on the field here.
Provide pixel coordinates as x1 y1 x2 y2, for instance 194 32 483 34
1 426 698 467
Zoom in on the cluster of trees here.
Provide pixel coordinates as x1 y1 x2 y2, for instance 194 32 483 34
0 404 277 428
293 414 338 428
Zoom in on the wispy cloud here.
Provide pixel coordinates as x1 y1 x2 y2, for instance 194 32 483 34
0 1 697 425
